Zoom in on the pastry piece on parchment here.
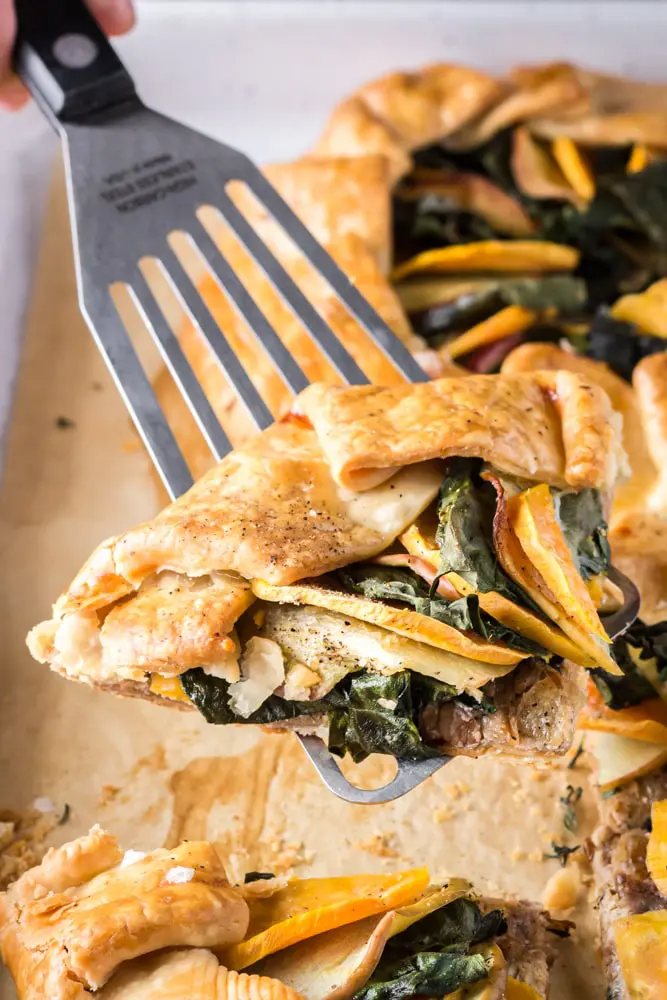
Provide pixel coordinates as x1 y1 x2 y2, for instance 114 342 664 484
0 826 561 1000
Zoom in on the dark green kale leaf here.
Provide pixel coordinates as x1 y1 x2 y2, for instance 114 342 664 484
393 194 496 262
338 564 546 656
580 309 667 382
352 952 489 1000
435 459 531 606
412 276 586 345
353 897 504 1000
551 488 611 580
591 617 667 709
181 666 455 763
610 161 667 256
327 671 453 764
382 898 506 961
180 669 330 726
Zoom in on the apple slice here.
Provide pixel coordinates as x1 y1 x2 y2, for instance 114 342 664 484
591 731 667 792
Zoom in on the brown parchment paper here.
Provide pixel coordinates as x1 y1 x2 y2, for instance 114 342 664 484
0 161 607 999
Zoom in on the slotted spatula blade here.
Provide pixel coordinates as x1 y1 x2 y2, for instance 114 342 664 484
14 0 640 804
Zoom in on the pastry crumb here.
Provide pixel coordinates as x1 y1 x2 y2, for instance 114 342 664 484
0 807 60 890
529 849 545 863
356 832 401 859
433 805 455 823
99 784 120 806
259 838 314 875
511 848 526 864
445 781 471 801
542 866 579 911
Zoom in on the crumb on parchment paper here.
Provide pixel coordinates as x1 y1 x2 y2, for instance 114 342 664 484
355 832 402 859
444 781 471 801
0 805 66 890
257 835 314 875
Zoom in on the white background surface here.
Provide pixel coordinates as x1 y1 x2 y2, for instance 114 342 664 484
1 0 667 464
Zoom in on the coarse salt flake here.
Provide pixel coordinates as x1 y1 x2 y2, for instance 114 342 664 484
120 850 147 868
165 866 195 884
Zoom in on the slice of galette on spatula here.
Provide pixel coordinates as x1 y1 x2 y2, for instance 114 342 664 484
28 371 626 766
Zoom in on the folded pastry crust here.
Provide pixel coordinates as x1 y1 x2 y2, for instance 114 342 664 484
313 61 667 181
0 827 249 999
0 829 557 1000
28 373 620 687
297 370 620 492
502 344 667 565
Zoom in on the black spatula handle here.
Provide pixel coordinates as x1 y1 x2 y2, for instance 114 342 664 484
13 0 136 124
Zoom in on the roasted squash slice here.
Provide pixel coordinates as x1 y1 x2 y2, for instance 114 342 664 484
647 800 667 896
391 241 579 281
579 682 667 746
399 523 595 665
506 484 618 673
492 503 609 671
613 910 667 1000
223 868 430 971
611 278 667 338
551 137 595 201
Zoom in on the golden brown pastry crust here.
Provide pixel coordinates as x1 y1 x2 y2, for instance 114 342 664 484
314 61 667 176
312 65 503 181
297 371 621 492
28 372 621 697
501 343 667 562
0 827 249 999
101 949 306 1000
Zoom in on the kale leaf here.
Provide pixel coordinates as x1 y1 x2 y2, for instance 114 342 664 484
180 669 329 726
327 671 453 763
552 488 611 580
434 459 530 606
591 618 667 709
181 667 456 763
353 897 505 1000
580 309 667 382
339 563 546 656
382 898 506 961
353 952 489 1000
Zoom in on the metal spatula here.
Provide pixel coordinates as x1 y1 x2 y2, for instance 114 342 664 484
14 0 639 803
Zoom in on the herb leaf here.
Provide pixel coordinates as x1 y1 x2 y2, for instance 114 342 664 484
560 784 583 833
545 842 580 867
